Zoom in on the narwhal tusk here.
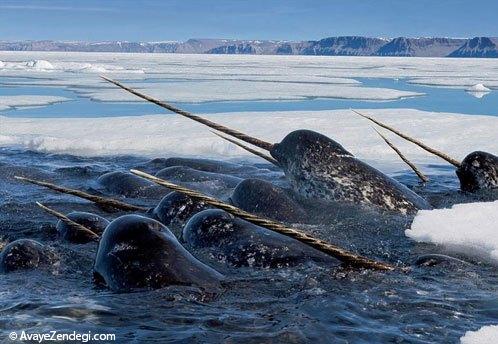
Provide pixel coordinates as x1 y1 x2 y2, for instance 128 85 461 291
352 110 461 168
373 128 429 183
130 168 401 272
210 131 280 167
15 176 147 212
36 202 100 241
100 76 274 151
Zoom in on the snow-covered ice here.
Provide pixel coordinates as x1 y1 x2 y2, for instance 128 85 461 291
82 80 422 103
0 95 70 111
1 52 498 98
460 325 498 344
406 201 498 263
467 83 491 92
0 108 496 170
466 84 491 99
25 59 54 70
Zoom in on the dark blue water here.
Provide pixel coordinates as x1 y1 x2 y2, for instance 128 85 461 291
0 147 497 343
1 77 497 118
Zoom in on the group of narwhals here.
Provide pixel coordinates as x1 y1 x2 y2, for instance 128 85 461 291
1 77 497 292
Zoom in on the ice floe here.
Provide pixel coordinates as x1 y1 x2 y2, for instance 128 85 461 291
467 84 491 92
0 108 496 170
0 95 70 111
460 325 498 344
82 80 422 103
466 84 491 98
1 51 497 96
25 59 54 70
406 201 498 263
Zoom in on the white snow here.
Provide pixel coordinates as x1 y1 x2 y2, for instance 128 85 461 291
0 59 144 74
467 84 491 92
82 80 422 103
460 325 498 344
0 60 4 68
0 95 70 111
0 109 496 170
406 201 498 263
409 78 498 89
466 84 491 98
1 52 498 99
25 59 54 70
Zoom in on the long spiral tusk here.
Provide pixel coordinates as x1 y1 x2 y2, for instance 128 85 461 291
130 169 402 272
373 128 429 183
101 76 274 151
352 109 461 167
36 202 99 240
15 176 147 212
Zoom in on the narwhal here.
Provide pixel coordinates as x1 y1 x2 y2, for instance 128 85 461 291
352 110 498 193
101 77 431 214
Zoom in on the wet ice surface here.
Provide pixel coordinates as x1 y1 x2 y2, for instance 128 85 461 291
1 52 498 342
461 325 498 344
0 148 497 343
1 109 497 172
1 52 498 117
407 201 498 264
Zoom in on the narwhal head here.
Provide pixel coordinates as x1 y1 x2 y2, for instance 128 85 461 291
456 151 498 192
352 110 498 193
270 129 352 170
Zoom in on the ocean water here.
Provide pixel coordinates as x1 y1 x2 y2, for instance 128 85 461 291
0 54 497 343
0 148 497 343
1 76 498 118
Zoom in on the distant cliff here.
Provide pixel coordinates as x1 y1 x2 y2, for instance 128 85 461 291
1 36 497 58
300 36 388 56
448 37 498 58
376 37 466 57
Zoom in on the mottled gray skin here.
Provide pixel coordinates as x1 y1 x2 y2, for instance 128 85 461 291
0 239 57 273
229 179 308 223
56 211 109 243
456 151 498 192
183 209 338 268
269 130 431 214
93 215 223 292
156 166 242 188
97 171 170 199
150 191 210 232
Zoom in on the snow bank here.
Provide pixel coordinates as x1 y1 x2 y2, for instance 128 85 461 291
0 59 143 74
406 201 498 263
0 109 496 169
460 325 498 344
467 84 491 92
0 95 70 111
25 60 54 70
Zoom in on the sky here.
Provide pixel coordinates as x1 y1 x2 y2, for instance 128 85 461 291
0 0 497 42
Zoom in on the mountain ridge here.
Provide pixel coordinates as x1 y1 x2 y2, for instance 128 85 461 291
1 36 497 58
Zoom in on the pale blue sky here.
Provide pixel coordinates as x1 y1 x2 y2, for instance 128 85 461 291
0 0 496 41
